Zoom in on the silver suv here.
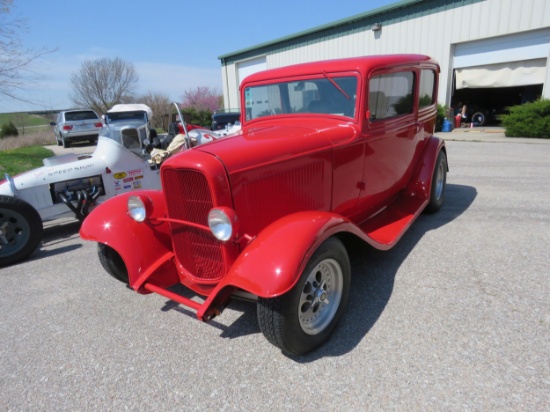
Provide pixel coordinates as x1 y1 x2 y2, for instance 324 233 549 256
50 109 102 148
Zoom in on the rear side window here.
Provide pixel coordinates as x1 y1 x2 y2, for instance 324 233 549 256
418 70 436 108
65 111 99 121
368 72 414 120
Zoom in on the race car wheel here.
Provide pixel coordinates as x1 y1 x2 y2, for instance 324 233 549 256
471 111 486 126
424 150 447 214
257 237 350 355
0 195 43 267
98 243 129 283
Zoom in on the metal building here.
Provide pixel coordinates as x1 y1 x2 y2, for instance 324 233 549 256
218 0 550 121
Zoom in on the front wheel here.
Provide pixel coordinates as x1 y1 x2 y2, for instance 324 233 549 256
97 243 129 283
424 150 447 214
0 195 43 267
257 237 350 355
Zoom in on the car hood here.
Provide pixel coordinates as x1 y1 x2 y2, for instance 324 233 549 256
193 119 357 174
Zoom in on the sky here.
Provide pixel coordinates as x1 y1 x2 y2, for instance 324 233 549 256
2 0 397 113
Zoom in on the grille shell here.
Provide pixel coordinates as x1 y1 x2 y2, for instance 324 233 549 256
163 168 225 281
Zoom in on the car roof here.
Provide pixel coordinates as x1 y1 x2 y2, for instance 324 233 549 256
242 54 439 84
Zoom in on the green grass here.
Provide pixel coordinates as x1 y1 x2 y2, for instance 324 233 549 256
0 112 51 128
0 112 52 126
0 145 54 176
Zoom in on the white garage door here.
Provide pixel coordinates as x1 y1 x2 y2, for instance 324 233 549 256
454 29 550 89
237 56 267 85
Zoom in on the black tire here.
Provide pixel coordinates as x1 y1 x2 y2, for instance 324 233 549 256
424 150 447 214
56 133 62 146
257 237 350 355
97 243 129 283
62 135 70 148
471 111 486 126
0 195 43 267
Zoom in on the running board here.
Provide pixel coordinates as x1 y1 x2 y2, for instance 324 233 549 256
360 195 427 247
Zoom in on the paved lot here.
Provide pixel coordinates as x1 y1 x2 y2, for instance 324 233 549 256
2 136 549 411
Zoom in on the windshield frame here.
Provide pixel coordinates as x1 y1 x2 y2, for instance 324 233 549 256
242 72 360 123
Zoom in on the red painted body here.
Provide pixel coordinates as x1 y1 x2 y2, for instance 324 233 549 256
81 54 446 320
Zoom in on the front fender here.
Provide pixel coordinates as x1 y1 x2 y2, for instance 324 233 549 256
80 190 178 290
197 211 364 318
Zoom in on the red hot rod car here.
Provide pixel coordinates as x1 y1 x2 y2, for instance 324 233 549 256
81 55 448 355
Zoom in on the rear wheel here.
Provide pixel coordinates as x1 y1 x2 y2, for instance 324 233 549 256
424 150 447 213
0 195 43 267
257 237 350 355
62 135 70 148
97 243 129 283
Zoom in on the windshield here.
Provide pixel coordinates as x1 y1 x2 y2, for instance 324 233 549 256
244 75 358 121
105 110 148 124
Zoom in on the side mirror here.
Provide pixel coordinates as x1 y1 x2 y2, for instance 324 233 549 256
49 122 56 126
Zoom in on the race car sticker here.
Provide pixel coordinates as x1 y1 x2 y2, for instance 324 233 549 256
113 172 127 179
127 169 143 177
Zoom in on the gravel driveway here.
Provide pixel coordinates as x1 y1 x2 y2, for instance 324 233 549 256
1 138 549 411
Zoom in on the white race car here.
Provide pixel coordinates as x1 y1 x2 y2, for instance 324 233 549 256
0 103 215 266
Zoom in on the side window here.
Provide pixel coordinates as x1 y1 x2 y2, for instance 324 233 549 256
368 72 414 120
418 70 435 108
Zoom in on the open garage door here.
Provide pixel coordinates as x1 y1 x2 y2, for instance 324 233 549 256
452 29 549 125
455 58 547 89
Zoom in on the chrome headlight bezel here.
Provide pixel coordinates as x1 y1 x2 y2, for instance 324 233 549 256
127 195 148 222
208 207 238 242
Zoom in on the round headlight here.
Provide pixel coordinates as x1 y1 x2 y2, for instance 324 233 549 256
128 196 147 222
208 208 237 242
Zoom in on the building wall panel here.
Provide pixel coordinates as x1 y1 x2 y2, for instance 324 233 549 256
221 0 550 109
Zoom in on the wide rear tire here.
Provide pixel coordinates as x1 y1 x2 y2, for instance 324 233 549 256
257 237 350 355
424 150 447 214
0 195 43 267
471 111 486 126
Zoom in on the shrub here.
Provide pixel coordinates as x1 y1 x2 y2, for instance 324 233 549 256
435 103 446 132
500 99 550 138
181 108 212 128
0 121 19 138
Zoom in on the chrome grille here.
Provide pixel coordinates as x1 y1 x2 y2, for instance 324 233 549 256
163 168 224 280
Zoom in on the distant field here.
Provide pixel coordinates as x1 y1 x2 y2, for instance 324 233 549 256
0 112 56 152
0 112 52 128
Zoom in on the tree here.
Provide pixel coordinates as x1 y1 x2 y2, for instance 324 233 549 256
138 91 172 129
70 57 139 114
0 0 56 103
180 86 222 112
